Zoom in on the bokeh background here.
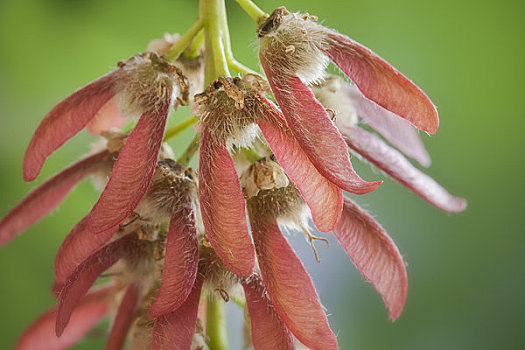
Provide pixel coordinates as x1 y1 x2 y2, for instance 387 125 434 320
0 0 523 349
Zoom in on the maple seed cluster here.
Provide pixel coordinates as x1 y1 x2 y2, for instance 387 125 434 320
0 3 466 350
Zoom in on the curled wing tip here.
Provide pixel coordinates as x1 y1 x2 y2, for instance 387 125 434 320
23 138 47 182
325 32 439 134
334 197 408 321
23 73 116 182
355 180 383 194
388 297 407 321
55 234 134 336
1 151 108 247
415 100 439 135
419 154 432 168
425 110 439 135
387 268 408 321
311 189 343 233
343 126 466 213
345 84 433 166
55 312 66 338
22 163 38 182
446 196 468 213
343 179 383 195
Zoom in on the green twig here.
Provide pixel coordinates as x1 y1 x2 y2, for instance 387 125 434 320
231 295 246 308
177 133 201 166
201 0 230 78
235 0 268 23
206 295 228 350
228 59 259 76
163 115 198 141
242 147 262 163
203 31 217 85
163 19 204 62
222 1 258 76
183 29 205 60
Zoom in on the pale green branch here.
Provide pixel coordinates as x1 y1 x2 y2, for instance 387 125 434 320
206 295 229 350
163 115 198 142
235 0 268 23
163 19 204 62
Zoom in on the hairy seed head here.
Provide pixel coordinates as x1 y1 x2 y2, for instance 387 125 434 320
146 33 205 103
258 7 329 84
109 235 161 294
114 52 189 118
311 75 359 129
244 157 308 226
135 159 199 223
240 155 289 199
195 74 270 148
199 244 241 299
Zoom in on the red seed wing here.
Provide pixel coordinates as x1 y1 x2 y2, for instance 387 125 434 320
199 128 254 277
257 102 342 232
15 286 112 350
56 234 137 336
344 84 431 167
152 277 203 350
87 97 127 135
54 217 119 289
342 126 467 212
83 102 170 235
242 277 295 350
251 215 337 350
334 197 408 320
106 284 140 350
23 72 116 181
260 59 381 195
149 210 199 317
326 32 439 134
0 150 110 247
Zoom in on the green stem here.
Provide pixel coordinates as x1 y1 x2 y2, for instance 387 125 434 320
231 295 246 308
235 0 268 23
203 30 217 85
163 115 198 142
183 29 205 60
163 19 204 62
177 133 201 166
242 147 261 163
228 59 259 76
206 295 228 350
201 0 230 79
221 1 258 76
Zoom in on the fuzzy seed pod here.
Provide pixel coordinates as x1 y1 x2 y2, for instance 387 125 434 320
146 33 205 105
243 156 308 228
196 74 270 148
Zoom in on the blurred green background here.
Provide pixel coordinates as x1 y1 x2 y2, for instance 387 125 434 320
0 0 523 349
